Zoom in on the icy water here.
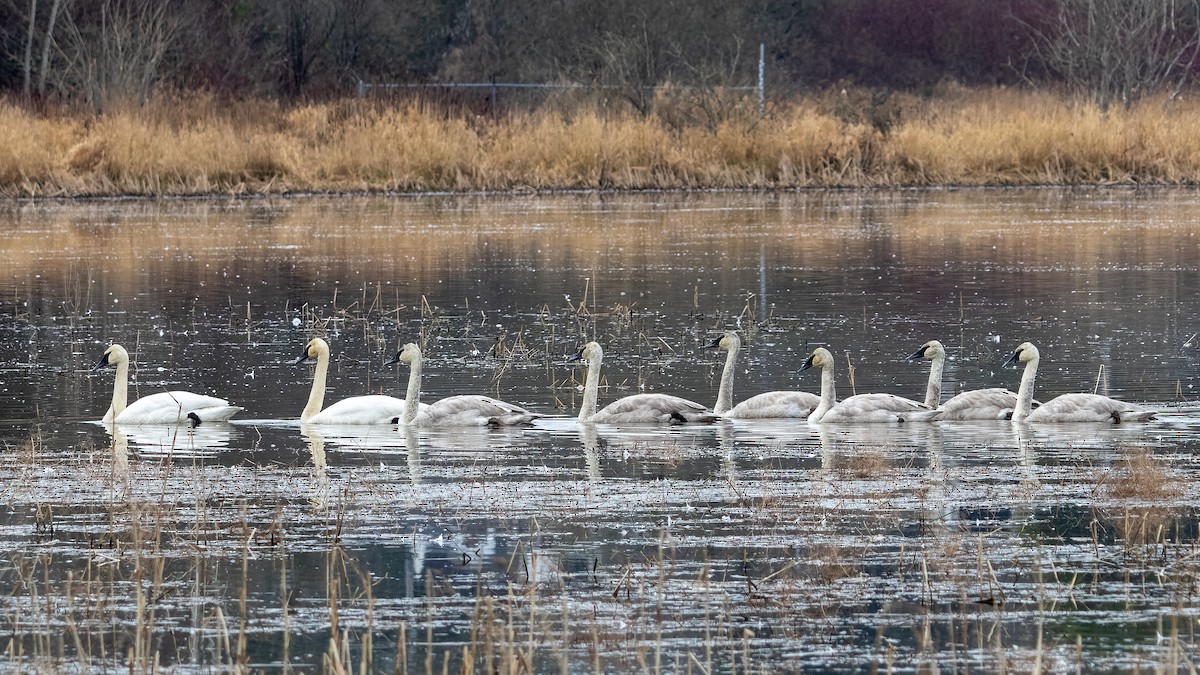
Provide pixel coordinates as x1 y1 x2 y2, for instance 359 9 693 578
1 189 1199 671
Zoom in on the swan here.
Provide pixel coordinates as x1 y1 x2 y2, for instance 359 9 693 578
907 340 1026 420
799 347 941 423
705 331 819 418
385 343 542 426
1003 342 1156 423
92 344 242 425
568 342 718 424
295 337 410 424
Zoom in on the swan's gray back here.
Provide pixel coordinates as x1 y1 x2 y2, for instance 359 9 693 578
415 394 541 427
727 391 820 419
819 393 941 423
593 393 717 424
937 388 1022 421
1024 393 1153 423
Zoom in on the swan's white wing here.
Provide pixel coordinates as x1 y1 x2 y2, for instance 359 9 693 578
412 395 541 427
306 395 409 425
1024 393 1154 423
113 391 242 425
820 393 940 423
938 388 1022 421
593 394 717 424
727 391 819 419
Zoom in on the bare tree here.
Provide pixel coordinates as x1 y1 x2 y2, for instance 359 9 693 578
36 0 62 94
21 0 35 97
1018 0 1200 108
282 0 335 95
58 0 179 112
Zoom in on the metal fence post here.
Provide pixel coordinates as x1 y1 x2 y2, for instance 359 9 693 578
758 43 765 118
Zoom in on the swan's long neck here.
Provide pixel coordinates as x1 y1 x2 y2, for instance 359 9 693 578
579 353 602 422
714 343 738 414
924 352 944 408
401 352 423 425
1012 354 1039 422
810 361 837 422
301 351 328 422
105 360 129 422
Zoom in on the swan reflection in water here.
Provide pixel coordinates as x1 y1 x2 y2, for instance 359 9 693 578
104 421 239 460
300 423 421 497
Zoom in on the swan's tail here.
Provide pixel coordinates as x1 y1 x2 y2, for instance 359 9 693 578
487 412 544 426
194 406 244 422
1112 410 1157 424
671 410 721 424
897 410 942 423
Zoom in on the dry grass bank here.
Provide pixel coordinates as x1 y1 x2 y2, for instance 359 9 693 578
4 88 1200 197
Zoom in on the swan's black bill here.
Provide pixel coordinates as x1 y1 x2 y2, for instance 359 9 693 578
383 352 401 366
701 336 722 350
906 345 929 362
91 351 113 373
293 346 316 366
1001 347 1022 369
566 347 585 363
799 354 817 372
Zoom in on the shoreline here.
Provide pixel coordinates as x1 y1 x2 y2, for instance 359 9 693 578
2 182 1193 206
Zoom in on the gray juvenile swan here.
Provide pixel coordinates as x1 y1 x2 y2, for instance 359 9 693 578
93 344 242 425
568 342 718 424
907 340 1025 420
1003 342 1156 423
705 331 819 418
385 343 542 427
295 337 409 424
799 347 941 423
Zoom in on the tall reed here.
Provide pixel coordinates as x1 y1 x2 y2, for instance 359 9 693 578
7 89 1200 196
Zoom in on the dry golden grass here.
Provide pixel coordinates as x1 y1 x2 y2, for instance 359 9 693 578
8 88 1200 196
1102 448 1182 501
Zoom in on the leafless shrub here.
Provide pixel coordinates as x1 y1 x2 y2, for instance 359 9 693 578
57 0 181 113
1015 0 1200 110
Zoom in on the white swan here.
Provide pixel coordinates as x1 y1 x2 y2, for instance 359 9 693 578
907 340 1025 420
1003 342 1156 423
799 347 941 423
705 331 819 418
93 344 242 425
295 337 409 424
568 342 718 424
385 343 542 427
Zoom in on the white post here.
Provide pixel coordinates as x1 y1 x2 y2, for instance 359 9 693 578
757 43 765 118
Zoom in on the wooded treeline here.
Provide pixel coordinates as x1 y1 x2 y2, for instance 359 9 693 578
2 0 1199 111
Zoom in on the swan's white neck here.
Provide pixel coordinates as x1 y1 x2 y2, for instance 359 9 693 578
714 342 739 414
401 351 423 425
105 360 130 423
301 350 328 422
1012 353 1039 422
579 352 602 423
810 360 837 422
924 351 944 408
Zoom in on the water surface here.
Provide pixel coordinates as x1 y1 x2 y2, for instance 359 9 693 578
0 189 1198 671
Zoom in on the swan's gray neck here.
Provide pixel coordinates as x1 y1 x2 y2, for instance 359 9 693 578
714 343 739 414
402 352 423 425
104 360 130 423
579 353 601 422
301 351 327 422
925 352 944 408
810 361 837 422
1012 355 1039 422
